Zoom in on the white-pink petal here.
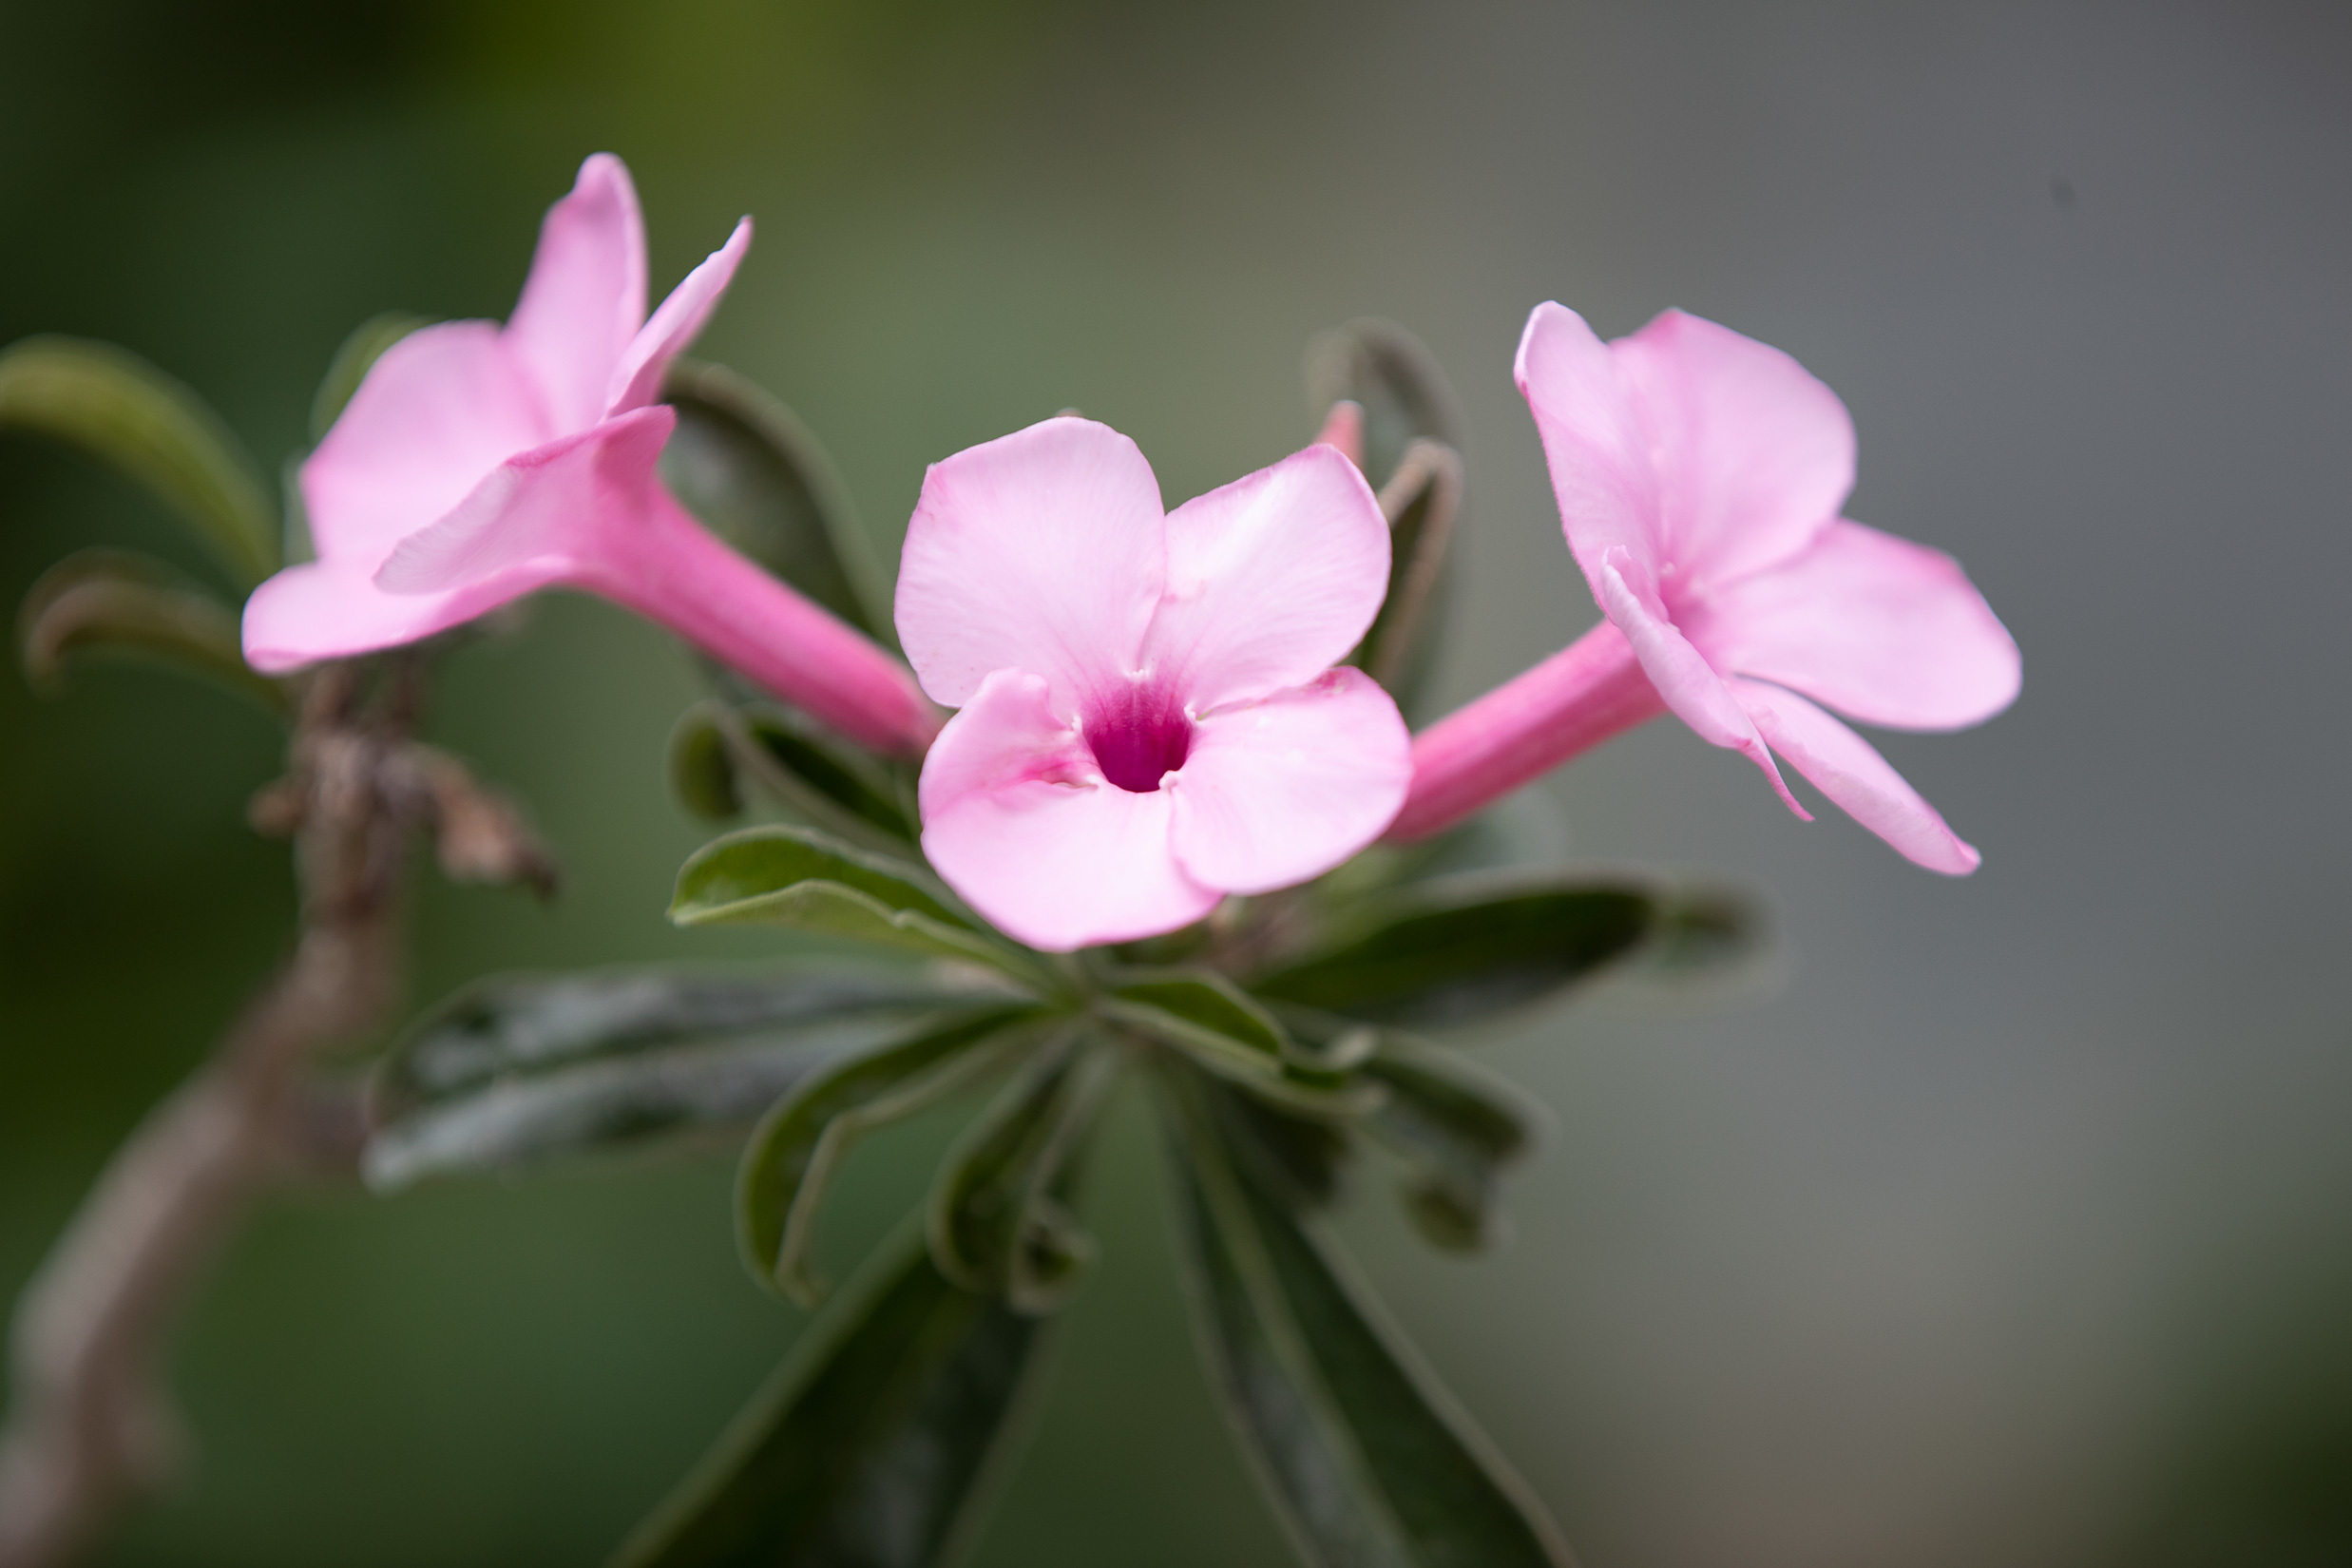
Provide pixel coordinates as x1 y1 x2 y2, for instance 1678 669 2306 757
300 322 548 569
606 217 753 418
1685 520 2021 732
1613 309 1853 592
1515 303 1667 596
1145 443 1390 711
1596 555 1808 819
1167 668 1410 894
1731 677 1981 874
242 554 565 674
923 788 1219 958
917 669 1100 816
895 417 1168 713
505 154 646 435
374 407 673 595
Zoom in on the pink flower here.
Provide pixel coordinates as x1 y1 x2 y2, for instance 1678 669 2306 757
242 154 935 756
895 418 1412 951
1390 305 2019 872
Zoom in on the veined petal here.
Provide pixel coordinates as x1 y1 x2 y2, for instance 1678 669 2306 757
1731 677 1980 874
1515 302 1667 596
1146 443 1390 710
506 153 647 435
1685 520 2021 732
918 668 1100 817
373 406 674 594
241 553 566 674
1167 668 1410 894
302 321 548 569
924 787 1217 954
1613 309 1853 591
605 217 753 417
895 416 1167 714
1596 555 1808 820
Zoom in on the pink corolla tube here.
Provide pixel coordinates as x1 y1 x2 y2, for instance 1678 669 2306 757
895 417 1412 951
1390 304 2020 872
241 154 937 757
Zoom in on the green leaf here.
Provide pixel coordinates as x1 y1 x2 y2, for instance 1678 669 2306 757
927 1032 1120 1311
1350 439 1463 720
1100 980 1383 1120
661 359 890 641
671 826 1046 988
738 1008 1042 1306
1159 1064 1573 1568
364 966 1009 1190
1360 1040 1546 1252
611 1222 1044 1568
1251 876 1661 1028
17 547 283 713
668 699 919 848
1304 318 1464 494
309 312 427 441
0 335 277 585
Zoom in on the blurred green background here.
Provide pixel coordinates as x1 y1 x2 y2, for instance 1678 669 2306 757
4 1 2349 1563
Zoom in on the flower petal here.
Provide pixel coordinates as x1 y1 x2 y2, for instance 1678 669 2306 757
1144 443 1390 711
241 554 565 674
1684 520 2021 731
1166 667 1410 894
1731 677 1981 874
505 153 647 435
1515 303 1668 599
894 416 1168 713
1612 309 1854 591
605 217 754 417
920 671 1215 950
1597 555 1808 820
373 406 674 594
301 321 548 570
917 667 1101 815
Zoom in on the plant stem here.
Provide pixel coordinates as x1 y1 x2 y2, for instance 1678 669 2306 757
0 664 416 1568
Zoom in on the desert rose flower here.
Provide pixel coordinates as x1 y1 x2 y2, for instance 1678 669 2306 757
241 154 936 756
895 417 1411 951
1389 305 2018 871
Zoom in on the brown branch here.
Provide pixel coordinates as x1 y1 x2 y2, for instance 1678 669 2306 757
0 663 418 1568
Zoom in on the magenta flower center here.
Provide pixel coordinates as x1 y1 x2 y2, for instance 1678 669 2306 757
1085 683 1194 793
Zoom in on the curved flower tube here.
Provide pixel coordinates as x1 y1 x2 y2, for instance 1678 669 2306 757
241 154 936 756
895 417 1411 951
1389 305 2019 871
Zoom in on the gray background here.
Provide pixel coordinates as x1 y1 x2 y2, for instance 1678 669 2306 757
1 2 2346 1563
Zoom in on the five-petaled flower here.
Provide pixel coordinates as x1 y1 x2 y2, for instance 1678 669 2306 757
894 417 1412 951
1390 305 2019 871
241 153 935 756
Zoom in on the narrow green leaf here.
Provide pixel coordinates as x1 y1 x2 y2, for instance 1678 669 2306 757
611 1222 1044 1568
1252 876 1660 1028
671 825 1046 987
0 335 277 584
1304 318 1465 494
1360 1040 1546 1252
661 359 890 641
309 312 427 441
364 966 1007 1189
927 1032 1121 1311
1350 439 1463 719
17 547 283 713
1113 969 1291 1060
737 1008 1042 1305
1100 994 1383 1120
1160 1064 1573 1568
